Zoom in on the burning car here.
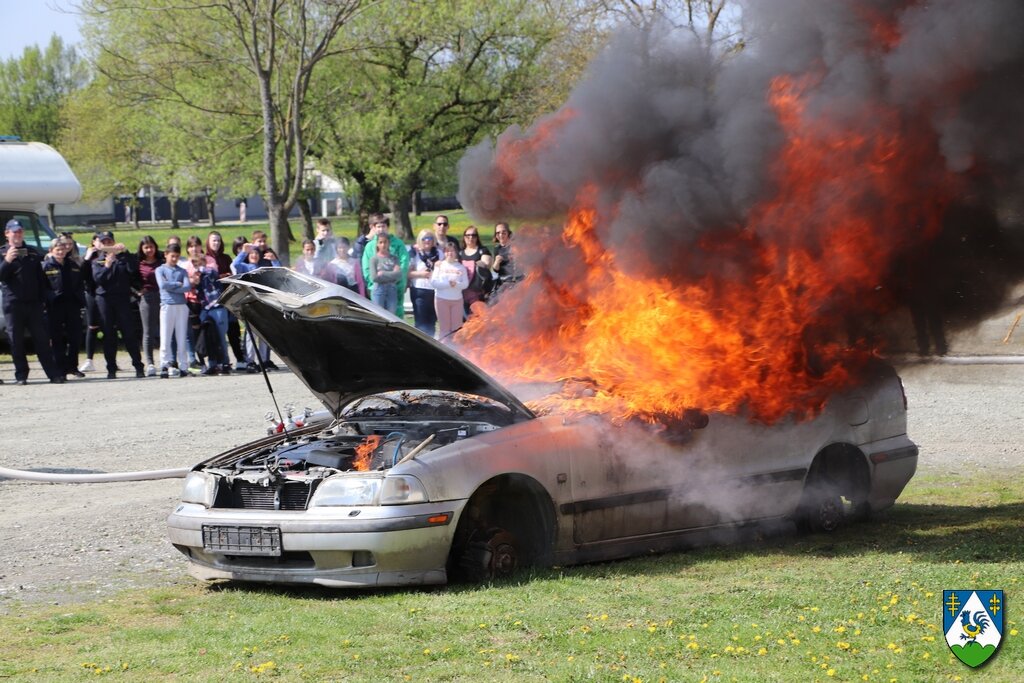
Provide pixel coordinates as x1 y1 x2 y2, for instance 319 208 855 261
167 268 917 588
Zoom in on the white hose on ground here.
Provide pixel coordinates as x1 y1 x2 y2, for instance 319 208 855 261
0 465 189 483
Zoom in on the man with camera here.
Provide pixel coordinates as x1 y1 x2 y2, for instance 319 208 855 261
0 219 62 384
91 230 146 379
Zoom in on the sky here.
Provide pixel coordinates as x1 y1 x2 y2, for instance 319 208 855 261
0 0 83 62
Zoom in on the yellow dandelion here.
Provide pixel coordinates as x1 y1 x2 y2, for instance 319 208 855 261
837 642 851 650
505 653 521 663
827 669 836 677
835 626 847 633
812 626 821 633
777 639 786 645
1011 629 1019 636
601 614 609 621
758 648 768 656
798 615 806 622
686 642 700 650
423 649 431 656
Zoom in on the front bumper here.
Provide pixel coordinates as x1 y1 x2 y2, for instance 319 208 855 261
167 499 467 588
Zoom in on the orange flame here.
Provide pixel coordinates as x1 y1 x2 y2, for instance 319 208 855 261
353 435 382 472
457 75 954 424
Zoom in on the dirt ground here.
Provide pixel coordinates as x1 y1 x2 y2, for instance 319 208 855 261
2 313 1024 613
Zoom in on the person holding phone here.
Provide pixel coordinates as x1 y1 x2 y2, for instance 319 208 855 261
0 219 61 384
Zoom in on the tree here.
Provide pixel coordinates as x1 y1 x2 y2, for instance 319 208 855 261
314 0 578 239
59 76 153 227
0 35 89 144
596 0 744 55
79 0 363 264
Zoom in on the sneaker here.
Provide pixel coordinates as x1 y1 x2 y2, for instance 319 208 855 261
220 365 232 375
168 367 181 378
71 370 86 378
146 364 157 377
160 367 169 379
135 368 146 378
245 362 260 374
200 365 220 376
79 359 95 373
49 376 66 384
106 371 117 380
264 361 280 371
189 360 202 371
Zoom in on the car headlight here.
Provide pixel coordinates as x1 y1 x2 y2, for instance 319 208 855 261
181 471 217 508
311 475 429 507
311 476 383 507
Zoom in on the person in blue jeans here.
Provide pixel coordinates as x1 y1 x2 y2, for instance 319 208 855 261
369 234 401 314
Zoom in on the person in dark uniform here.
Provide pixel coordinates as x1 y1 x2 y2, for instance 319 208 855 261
78 232 104 373
42 236 86 380
91 230 145 379
0 219 62 384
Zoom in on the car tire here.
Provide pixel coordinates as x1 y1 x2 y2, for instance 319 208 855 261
796 480 845 534
456 527 521 583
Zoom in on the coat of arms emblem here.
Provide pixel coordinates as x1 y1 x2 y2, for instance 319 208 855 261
943 590 1004 668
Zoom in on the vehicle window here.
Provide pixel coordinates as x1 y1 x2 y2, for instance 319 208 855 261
0 212 54 251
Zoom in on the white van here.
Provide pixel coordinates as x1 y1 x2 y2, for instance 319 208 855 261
0 139 83 334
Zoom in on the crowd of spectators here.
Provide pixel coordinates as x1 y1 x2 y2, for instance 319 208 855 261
0 213 520 384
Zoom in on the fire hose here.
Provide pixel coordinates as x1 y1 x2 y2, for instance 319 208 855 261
0 465 189 483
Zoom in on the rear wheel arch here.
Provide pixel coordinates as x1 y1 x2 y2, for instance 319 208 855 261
796 443 871 532
448 474 556 582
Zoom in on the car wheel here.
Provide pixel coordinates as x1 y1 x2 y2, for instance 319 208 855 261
796 481 845 534
457 527 521 583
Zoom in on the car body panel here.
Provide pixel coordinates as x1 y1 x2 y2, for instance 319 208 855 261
167 269 918 588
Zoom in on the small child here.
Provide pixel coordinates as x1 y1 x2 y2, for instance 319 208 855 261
322 237 356 290
431 242 470 340
155 244 191 377
369 235 401 314
294 239 317 276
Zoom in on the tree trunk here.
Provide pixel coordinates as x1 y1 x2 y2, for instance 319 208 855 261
298 198 314 240
46 203 57 231
169 197 179 229
388 196 413 241
412 190 421 217
133 199 140 229
352 170 382 236
206 193 216 227
269 205 291 267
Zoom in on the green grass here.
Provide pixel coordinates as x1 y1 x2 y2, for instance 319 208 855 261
63 210 489 263
0 469 1020 681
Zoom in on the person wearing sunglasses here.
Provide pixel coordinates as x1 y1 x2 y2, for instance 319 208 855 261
459 225 493 313
491 222 521 295
433 215 460 252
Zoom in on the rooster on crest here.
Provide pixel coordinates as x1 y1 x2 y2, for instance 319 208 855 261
959 610 990 643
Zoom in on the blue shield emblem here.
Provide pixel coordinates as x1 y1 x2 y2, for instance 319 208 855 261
943 590 1004 668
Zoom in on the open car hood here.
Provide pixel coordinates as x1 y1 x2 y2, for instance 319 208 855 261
219 268 534 421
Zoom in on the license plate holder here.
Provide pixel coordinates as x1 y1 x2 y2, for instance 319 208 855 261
202 525 282 556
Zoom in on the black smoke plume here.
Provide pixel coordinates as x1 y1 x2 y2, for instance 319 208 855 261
458 0 1024 352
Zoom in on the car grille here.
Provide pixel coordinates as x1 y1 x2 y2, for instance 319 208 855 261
217 480 315 510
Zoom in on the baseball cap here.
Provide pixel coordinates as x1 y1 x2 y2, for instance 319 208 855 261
5 219 24 231
98 230 115 241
